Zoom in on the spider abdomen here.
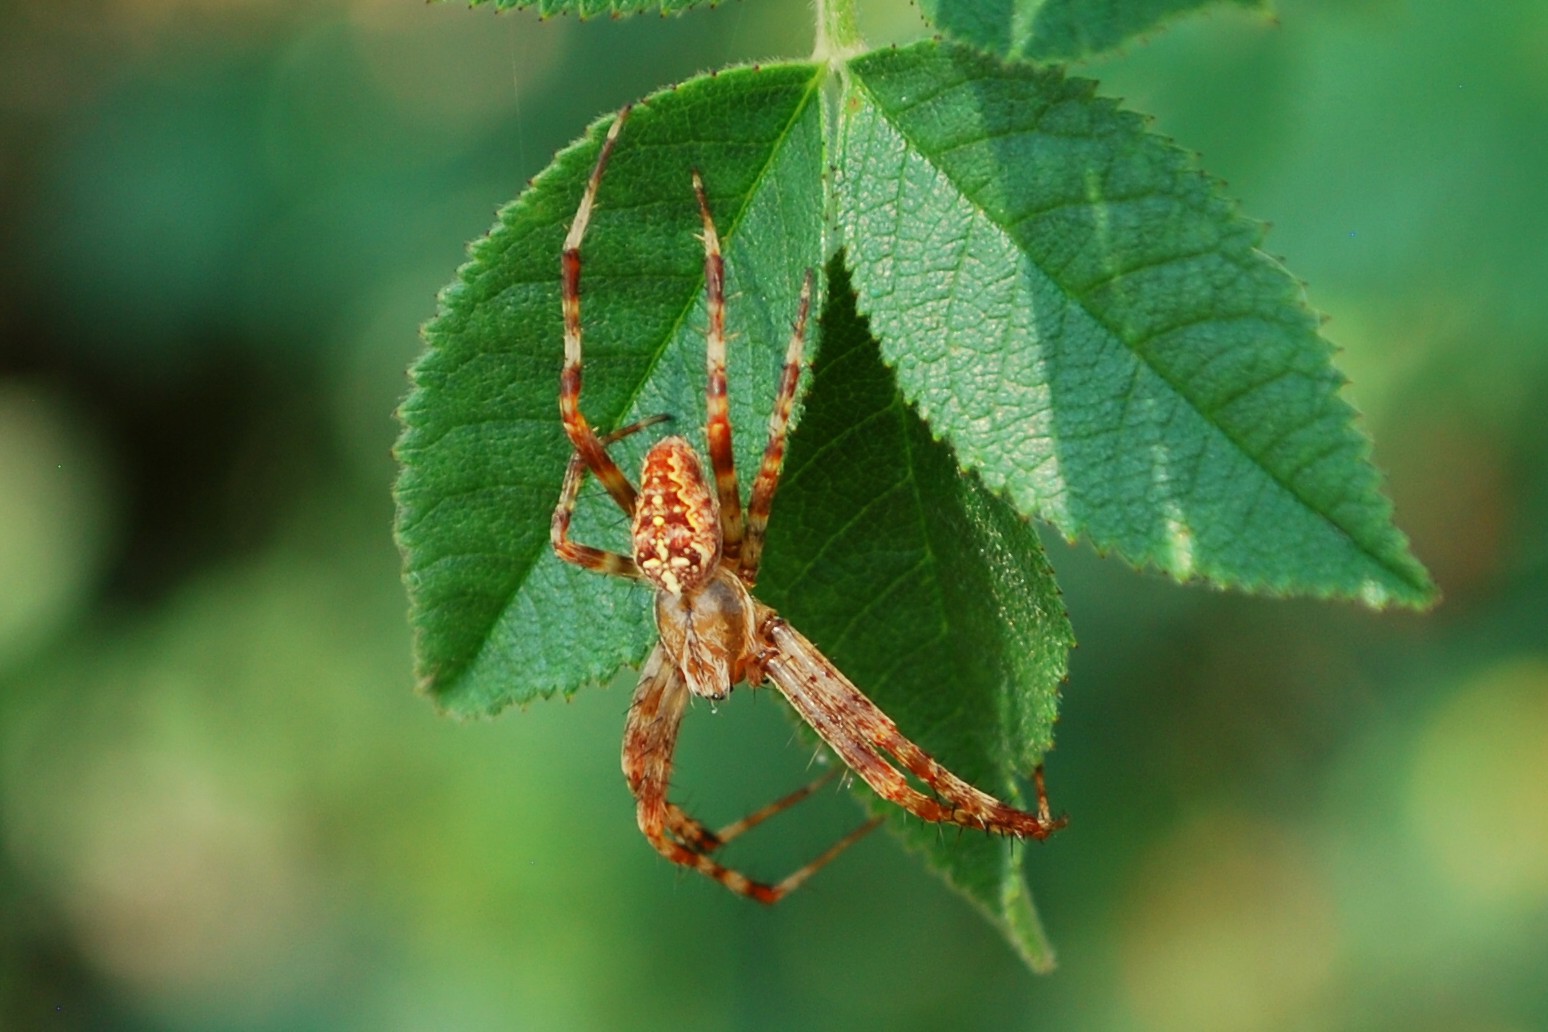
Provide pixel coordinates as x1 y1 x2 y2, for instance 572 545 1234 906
632 436 722 595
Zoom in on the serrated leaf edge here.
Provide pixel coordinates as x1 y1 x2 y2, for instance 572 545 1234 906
840 46 1435 608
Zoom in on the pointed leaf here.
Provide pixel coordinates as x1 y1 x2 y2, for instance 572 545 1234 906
394 64 825 715
838 42 1435 608
759 259 1073 972
916 0 1268 63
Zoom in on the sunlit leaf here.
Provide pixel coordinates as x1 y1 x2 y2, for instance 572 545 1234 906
838 42 1435 608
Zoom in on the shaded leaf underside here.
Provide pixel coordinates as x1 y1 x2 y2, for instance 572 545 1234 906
838 42 1434 608
759 258 1071 971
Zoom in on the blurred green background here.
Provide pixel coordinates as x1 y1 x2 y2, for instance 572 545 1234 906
2 0 1546 1028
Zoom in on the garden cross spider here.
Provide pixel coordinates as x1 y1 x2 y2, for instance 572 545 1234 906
551 105 1066 903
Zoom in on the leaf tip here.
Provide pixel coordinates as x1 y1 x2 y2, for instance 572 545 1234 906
1387 562 1443 611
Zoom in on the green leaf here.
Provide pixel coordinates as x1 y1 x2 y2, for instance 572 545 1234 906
838 41 1435 608
915 0 1268 62
759 258 1072 972
394 64 825 715
450 0 711 17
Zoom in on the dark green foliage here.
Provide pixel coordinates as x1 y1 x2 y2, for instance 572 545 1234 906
757 259 1072 969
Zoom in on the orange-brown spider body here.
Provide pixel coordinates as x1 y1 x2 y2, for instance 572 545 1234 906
633 436 722 597
634 435 760 700
549 105 1065 904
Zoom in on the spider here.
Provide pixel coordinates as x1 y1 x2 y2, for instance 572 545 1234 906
550 105 1066 903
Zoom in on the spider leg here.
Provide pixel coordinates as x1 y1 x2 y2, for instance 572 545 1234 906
863 699 1062 836
739 270 813 587
561 105 641 517
623 645 878 903
756 610 1065 840
668 763 852 854
661 803 721 853
552 414 669 577
703 764 840 846
691 171 746 565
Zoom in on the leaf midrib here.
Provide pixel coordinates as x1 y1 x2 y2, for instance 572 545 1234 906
600 70 824 451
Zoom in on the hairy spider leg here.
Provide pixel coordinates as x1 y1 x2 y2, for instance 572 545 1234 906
560 105 639 517
665 762 878 856
623 645 882 903
691 172 746 567
552 414 669 578
699 763 841 846
757 610 1065 840
1032 764 1055 827
739 271 812 588
657 765 827 852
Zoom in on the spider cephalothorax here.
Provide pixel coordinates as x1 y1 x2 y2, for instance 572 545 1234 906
549 104 1065 902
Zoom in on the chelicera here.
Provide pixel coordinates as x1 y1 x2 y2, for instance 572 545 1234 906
550 105 1065 903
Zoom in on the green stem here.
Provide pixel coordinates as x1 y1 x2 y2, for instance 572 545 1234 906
813 0 864 65
813 0 861 263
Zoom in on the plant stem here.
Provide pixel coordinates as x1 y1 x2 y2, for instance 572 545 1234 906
813 0 864 65
813 0 860 262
